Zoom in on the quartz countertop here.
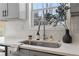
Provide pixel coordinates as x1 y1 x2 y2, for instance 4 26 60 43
1 38 79 56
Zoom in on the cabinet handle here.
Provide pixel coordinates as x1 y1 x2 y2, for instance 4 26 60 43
2 10 4 17
4 10 7 16
2 10 7 17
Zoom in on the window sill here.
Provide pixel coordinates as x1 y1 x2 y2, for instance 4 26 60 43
29 25 65 31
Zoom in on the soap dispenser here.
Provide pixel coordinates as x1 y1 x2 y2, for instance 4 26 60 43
36 32 40 40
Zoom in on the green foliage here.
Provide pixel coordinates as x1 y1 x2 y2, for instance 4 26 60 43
44 3 70 27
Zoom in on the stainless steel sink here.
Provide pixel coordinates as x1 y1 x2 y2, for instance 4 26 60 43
21 40 61 48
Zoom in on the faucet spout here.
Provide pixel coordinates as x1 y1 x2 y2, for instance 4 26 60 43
43 22 46 40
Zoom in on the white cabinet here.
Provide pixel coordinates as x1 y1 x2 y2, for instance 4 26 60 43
19 3 28 20
7 3 19 19
29 50 56 56
18 49 30 56
0 3 19 20
18 49 60 56
0 3 28 20
8 48 29 56
70 3 79 16
0 3 7 19
8 48 62 56
71 3 79 12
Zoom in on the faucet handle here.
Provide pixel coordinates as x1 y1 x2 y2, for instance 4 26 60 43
48 35 54 41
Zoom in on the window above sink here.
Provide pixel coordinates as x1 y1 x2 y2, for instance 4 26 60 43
28 3 71 30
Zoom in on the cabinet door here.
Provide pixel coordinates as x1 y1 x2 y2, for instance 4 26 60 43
19 49 30 56
71 3 79 12
0 3 7 19
19 3 27 20
29 50 57 56
7 3 19 18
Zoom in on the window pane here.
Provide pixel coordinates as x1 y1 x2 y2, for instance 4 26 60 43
32 3 64 26
48 3 60 7
53 8 57 15
34 18 48 26
32 3 59 10
34 18 40 25
32 10 43 19
38 10 43 17
33 3 43 10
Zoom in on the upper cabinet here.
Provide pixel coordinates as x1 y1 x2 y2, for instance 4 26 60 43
70 3 79 16
0 3 28 21
7 3 19 19
0 3 7 19
19 3 28 20
0 3 19 20
71 3 79 12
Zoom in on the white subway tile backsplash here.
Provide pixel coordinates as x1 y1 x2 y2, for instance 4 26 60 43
4 15 79 44
71 16 79 33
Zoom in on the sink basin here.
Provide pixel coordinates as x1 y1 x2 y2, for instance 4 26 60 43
21 40 61 48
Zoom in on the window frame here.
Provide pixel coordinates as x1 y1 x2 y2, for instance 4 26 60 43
28 3 71 31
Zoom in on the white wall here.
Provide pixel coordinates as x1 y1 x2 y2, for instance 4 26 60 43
5 20 27 39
